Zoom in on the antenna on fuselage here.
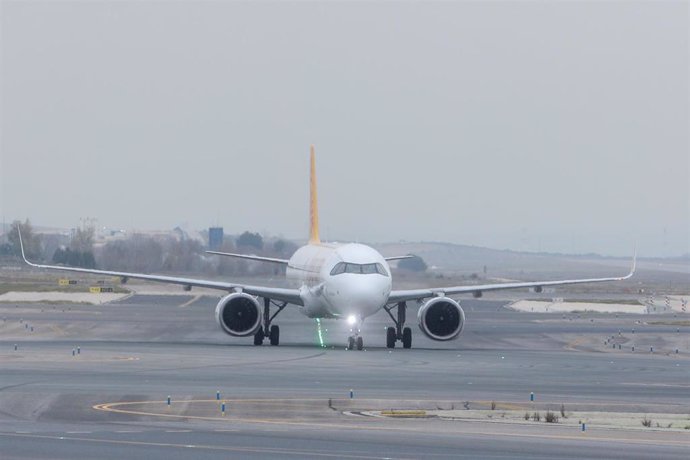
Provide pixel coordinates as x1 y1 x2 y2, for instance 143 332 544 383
309 145 321 245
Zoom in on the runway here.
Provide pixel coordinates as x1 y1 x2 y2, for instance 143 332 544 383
1 295 688 459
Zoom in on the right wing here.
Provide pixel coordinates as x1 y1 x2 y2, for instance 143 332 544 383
389 253 636 304
18 231 302 305
384 255 415 262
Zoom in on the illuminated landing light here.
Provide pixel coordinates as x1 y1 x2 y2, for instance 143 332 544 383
347 315 357 326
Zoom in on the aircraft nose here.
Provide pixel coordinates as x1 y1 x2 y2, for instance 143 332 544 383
350 277 390 305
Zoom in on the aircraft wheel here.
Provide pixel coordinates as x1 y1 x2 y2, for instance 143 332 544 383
269 325 280 346
253 328 264 346
386 327 396 348
347 336 355 350
402 327 412 349
356 336 364 351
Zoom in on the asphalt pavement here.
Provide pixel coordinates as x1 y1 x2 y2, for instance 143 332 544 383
1 295 688 459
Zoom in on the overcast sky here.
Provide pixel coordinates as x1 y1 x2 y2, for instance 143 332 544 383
1 1 688 257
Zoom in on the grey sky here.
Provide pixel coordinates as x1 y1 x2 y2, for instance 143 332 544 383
1 1 688 257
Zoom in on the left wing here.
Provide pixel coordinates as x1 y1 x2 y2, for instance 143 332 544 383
205 251 289 264
17 231 303 305
389 254 636 304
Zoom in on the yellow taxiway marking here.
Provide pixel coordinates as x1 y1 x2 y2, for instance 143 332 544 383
179 295 202 308
92 399 690 448
49 325 67 336
471 400 526 410
0 432 403 459
565 337 586 351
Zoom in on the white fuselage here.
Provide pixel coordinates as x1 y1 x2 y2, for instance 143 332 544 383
285 243 392 322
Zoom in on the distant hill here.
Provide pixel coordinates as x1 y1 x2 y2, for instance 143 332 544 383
373 241 688 281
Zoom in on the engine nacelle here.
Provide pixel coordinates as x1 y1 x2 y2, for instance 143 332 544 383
417 297 465 341
214 293 262 337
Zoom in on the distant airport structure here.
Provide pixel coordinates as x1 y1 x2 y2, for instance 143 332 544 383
208 227 224 251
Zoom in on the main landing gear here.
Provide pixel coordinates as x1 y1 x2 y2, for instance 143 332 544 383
384 302 412 349
253 297 287 346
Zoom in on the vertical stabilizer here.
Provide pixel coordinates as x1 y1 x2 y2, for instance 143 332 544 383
309 145 321 244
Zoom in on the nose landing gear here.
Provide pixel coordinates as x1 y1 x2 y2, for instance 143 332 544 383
347 317 364 350
384 301 412 349
347 336 364 350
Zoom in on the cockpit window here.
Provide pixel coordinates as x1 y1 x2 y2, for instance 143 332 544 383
361 263 377 274
345 263 361 274
330 262 346 275
330 262 388 276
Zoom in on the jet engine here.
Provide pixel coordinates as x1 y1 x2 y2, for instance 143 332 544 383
214 293 262 337
417 297 465 341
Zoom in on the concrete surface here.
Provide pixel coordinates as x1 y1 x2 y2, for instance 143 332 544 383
0 295 688 459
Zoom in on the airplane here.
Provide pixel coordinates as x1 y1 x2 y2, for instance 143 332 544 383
18 146 636 350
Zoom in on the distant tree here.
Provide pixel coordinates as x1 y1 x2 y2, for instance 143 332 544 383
398 255 428 272
213 241 240 276
53 247 67 264
272 239 297 257
55 225 97 267
161 238 203 272
8 219 41 259
237 231 263 250
97 235 163 272
71 226 95 253
82 251 96 269
273 239 287 253
52 246 96 269
40 233 69 262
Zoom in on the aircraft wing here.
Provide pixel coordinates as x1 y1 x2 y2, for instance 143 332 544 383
384 255 415 262
18 232 303 305
205 251 289 264
388 255 636 304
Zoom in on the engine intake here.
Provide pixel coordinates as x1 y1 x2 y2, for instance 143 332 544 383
417 297 465 341
215 293 262 337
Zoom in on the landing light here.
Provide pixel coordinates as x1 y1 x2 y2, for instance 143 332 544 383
347 315 357 325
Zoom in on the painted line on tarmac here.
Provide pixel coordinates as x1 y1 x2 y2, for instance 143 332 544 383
179 295 202 308
49 325 67 336
0 432 406 459
92 399 690 448
565 337 586 351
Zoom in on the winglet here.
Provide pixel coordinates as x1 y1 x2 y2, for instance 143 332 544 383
17 227 36 267
619 245 637 280
309 145 321 244
628 245 637 278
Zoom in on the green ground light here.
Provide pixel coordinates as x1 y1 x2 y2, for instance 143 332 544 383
315 318 326 347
